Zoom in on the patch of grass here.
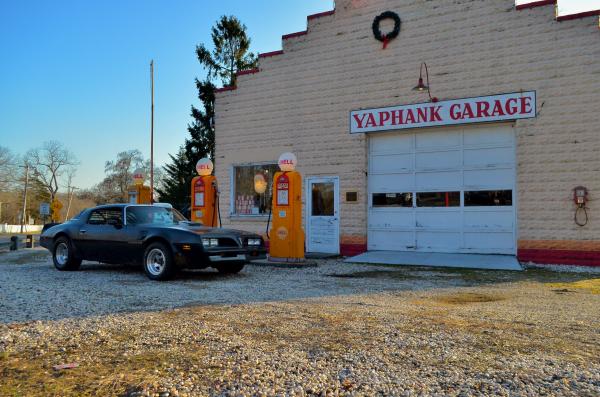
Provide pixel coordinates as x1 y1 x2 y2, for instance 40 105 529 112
433 292 507 305
546 278 600 295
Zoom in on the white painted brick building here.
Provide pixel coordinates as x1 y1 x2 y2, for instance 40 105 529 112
214 0 600 266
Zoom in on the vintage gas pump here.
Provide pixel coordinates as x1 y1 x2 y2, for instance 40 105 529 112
127 169 152 204
191 158 218 227
269 152 305 261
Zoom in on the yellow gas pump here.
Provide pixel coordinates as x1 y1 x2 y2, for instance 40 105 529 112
269 152 305 261
127 169 152 204
191 158 218 227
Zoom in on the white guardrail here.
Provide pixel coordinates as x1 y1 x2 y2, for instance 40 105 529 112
0 224 43 234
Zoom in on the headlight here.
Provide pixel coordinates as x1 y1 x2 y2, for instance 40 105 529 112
202 238 219 247
247 238 261 246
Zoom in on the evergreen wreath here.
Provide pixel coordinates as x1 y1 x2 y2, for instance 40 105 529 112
372 11 401 49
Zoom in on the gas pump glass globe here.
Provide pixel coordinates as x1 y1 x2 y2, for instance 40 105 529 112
254 173 267 194
196 158 213 176
133 169 144 186
278 152 297 172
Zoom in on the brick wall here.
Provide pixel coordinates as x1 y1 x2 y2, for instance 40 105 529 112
214 0 600 264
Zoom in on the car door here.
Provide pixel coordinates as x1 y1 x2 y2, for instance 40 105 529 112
79 207 126 263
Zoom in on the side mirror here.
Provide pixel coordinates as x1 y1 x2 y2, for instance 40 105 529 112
107 218 123 229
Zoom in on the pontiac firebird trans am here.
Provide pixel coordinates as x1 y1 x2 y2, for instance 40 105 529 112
40 204 267 280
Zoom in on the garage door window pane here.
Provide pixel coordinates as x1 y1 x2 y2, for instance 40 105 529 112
417 192 460 207
464 190 512 206
372 193 413 207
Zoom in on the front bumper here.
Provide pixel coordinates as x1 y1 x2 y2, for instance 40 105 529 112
173 244 266 269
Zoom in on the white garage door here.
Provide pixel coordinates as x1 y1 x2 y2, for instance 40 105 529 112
368 123 516 255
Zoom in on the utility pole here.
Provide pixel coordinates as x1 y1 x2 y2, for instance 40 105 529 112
150 60 154 203
64 186 78 221
20 164 29 233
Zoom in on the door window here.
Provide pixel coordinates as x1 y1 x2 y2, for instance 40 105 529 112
311 183 334 216
416 192 460 207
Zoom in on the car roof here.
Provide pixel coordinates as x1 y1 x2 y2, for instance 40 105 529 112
90 203 172 210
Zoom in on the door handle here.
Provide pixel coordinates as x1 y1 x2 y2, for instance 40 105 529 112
80 229 87 234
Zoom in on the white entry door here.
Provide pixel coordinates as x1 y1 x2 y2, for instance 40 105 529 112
306 176 340 254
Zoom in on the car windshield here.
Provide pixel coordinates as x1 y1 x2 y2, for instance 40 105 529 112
125 206 187 225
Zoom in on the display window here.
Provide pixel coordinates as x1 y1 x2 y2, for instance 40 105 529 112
233 163 279 216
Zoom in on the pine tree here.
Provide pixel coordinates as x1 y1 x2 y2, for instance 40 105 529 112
158 16 257 210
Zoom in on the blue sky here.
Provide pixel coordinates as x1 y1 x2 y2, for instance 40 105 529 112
0 0 333 189
0 0 596 189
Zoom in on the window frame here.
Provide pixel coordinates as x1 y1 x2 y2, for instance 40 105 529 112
230 162 279 218
86 207 124 225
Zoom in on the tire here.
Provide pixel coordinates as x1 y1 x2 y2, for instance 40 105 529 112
216 261 245 274
52 236 82 271
143 242 175 281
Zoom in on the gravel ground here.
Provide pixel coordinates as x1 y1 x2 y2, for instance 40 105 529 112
1 249 599 396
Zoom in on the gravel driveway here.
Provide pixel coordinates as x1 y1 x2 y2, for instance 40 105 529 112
1 249 599 396
0 248 555 324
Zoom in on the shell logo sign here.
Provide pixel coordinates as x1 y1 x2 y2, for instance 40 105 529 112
196 158 214 176
278 152 297 172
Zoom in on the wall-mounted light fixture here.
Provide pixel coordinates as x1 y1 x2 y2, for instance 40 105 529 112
413 62 438 103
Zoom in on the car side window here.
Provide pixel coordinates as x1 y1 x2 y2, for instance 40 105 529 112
87 209 123 225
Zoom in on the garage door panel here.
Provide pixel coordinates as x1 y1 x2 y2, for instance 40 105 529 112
416 170 462 189
369 210 414 228
416 130 461 149
369 174 414 192
463 125 514 146
371 153 412 173
464 147 513 167
371 133 412 154
416 231 461 251
464 168 513 188
415 211 461 228
464 210 514 229
464 232 514 251
416 150 461 169
368 231 414 250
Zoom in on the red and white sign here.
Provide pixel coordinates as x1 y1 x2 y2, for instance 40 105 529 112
350 91 536 134
278 152 297 172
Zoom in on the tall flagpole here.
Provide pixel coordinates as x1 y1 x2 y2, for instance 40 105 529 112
150 60 154 203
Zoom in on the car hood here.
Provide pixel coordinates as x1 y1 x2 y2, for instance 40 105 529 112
172 222 261 237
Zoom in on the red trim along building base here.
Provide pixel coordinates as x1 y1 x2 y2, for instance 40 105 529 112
518 249 600 267
340 243 368 257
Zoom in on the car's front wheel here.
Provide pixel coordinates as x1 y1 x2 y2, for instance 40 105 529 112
143 242 175 281
52 236 82 271
216 261 245 274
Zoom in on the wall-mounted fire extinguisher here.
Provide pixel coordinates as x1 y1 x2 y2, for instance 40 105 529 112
573 186 589 227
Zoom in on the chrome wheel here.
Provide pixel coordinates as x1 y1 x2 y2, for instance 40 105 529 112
146 248 166 276
56 242 69 265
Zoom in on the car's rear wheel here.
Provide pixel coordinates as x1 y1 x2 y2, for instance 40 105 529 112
216 261 245 274
143 242 175 281
52 236 82 271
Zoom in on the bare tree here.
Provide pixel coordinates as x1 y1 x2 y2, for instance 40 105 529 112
26 141 79 202
0 146 18 191
104 150 145 201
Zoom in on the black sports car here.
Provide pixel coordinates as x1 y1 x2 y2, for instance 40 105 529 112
40 204 267 280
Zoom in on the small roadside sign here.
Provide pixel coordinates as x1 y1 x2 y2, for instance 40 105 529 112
40 203 50 216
